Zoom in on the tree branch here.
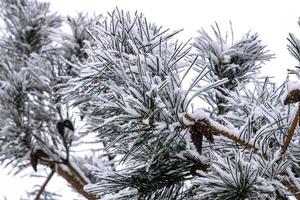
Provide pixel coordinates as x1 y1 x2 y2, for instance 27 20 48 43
56 164 96 200
280 105 300 157
209 125 268 159
34 169 55 200
185 114 268 159
64 161 90 185
281 170 300 200
35 150 93 199
186 113 300 199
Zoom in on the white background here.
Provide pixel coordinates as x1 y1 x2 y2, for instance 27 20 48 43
1 0 300 199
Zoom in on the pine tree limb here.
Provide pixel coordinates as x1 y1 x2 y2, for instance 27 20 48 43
280 106 300 157
282 179 300 200
210 126 268 159
64 161 90 185
281 171 300 200
186 114 300 199
185 114 268 160
56 164 96 200
284 179 300 200
34 169 55 200
32 151 93 199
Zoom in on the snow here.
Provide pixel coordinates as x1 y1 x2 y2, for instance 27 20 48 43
185 109 240 137
128 39 139 55
2 0 300 199
282 81 300 103
154 122 167 131
129 65 139 73
68 159 91 184
223 54 231 64
123 103 142 117
169 122 181 132
287 167 300 194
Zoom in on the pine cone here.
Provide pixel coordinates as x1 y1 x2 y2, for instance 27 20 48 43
190 128 203 155
190 119 214 154
30 149 51 171
63 119 74 131
35 149 49 160
284 89 300 105
30 152 38 172
56 120 65 137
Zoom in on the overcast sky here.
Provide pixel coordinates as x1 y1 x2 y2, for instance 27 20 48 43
2 0 300 199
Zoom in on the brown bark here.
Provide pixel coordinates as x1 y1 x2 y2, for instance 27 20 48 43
56 164 96 200
209 126 268 160
280 106 300 156
283 179 300 200
280 172 300 200
64 161 89 185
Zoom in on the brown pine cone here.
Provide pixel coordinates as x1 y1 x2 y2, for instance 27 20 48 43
56 120 65 137
63 119 74 131
30 152 38 172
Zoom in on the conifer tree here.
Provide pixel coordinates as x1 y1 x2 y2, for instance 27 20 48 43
2 1 300 200
0 0 100 199
77 8 300 200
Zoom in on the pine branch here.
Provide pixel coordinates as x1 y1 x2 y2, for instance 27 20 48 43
31 153 95 199
187 103 300 161
29 146 93 199
56 164 96 200
186 112 300 199
34 169 55 200
280 105 300 157
64 161 90 185
185 114 268 160
284 180 300 200
211 126 268 159
281 170 300 200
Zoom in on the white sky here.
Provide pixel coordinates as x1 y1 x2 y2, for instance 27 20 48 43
2 0 300 199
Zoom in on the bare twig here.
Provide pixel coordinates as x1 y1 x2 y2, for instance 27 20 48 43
34 169 55 200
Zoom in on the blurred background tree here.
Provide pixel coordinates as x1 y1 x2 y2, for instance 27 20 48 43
0 0 101 199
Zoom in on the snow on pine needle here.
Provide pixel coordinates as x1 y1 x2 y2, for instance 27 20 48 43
193 23 273 90
62 8 300 200
192 151 287 200
64 8 228 199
